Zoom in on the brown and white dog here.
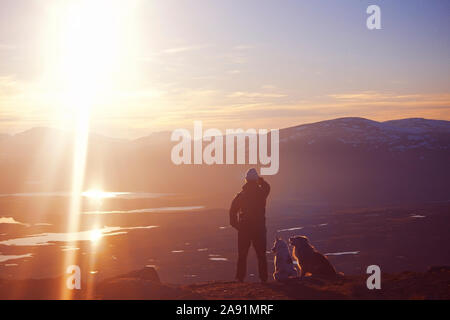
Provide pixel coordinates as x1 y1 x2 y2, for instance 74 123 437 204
289 236 337 278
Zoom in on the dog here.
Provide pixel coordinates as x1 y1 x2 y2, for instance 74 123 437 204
271 237 299 281
289 236 337 278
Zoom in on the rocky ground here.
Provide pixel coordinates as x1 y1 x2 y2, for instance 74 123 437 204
1 266 449 300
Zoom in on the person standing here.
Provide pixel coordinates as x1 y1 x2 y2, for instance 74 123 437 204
229 168 271 282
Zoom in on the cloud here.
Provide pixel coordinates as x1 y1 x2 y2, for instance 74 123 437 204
261 84 277 90
161 44 209 55
228 91 287 98
0 76 21 94
328 91 450 105
93 88 450 137
233 45 254 50
146 90 450 132
0 44 16 51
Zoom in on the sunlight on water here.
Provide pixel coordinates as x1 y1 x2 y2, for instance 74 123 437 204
277 226 303 232
82 190 117 199
60 245 79 252
208 254 229 261
89 228 103 243
83 206 205 215
0 226 158 246
0 253 32 263
209 257 228 261
325 251 360 256
0 217 28 226
0 192 173 199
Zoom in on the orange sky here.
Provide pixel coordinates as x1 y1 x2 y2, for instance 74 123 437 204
0 0 449 138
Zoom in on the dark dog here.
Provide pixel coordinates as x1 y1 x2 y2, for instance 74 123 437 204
289 236 337 277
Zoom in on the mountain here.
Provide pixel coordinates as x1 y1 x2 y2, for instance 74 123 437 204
273 117 450 205
0 117 449 206
281 117 450 151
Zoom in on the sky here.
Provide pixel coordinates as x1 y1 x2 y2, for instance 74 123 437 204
0 0 449 138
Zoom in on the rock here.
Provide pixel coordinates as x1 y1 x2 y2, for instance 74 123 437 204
96 278 177 299
427 265 450 273
95 267 202 299
115 266 161 283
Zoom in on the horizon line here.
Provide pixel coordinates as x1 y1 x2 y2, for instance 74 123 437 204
2 115 449 141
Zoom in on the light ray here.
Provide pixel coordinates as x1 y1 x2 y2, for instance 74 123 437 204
39 0 134 299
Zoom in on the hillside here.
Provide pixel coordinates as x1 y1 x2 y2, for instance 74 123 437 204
1 266 449 300
185 267 450 300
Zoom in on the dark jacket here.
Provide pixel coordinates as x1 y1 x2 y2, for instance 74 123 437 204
229 178 270 230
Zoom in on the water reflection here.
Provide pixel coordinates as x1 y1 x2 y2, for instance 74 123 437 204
0 225 158 246
0 217 28 226
83 206 205 215
209 257 228 261
89 229 103 243
325 251 360 256
208 253 228 261
0 192 172 199
277 226 303 232
60 245 79 252
0 253 32 262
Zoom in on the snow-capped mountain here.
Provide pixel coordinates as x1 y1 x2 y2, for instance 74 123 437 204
280 117 450 152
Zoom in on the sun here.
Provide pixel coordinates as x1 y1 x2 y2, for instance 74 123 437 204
42 0 140 120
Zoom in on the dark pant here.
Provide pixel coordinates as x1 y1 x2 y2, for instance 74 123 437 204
236 227 267 282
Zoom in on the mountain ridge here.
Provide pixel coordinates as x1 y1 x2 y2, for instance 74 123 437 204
3 117 450 141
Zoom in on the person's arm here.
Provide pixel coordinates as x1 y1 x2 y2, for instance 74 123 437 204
229 193 241 229
258 177 271 199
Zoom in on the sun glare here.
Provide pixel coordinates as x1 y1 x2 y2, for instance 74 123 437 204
42 0 140 299
89 229 103 243
42 0 140 124
82 189 116 199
